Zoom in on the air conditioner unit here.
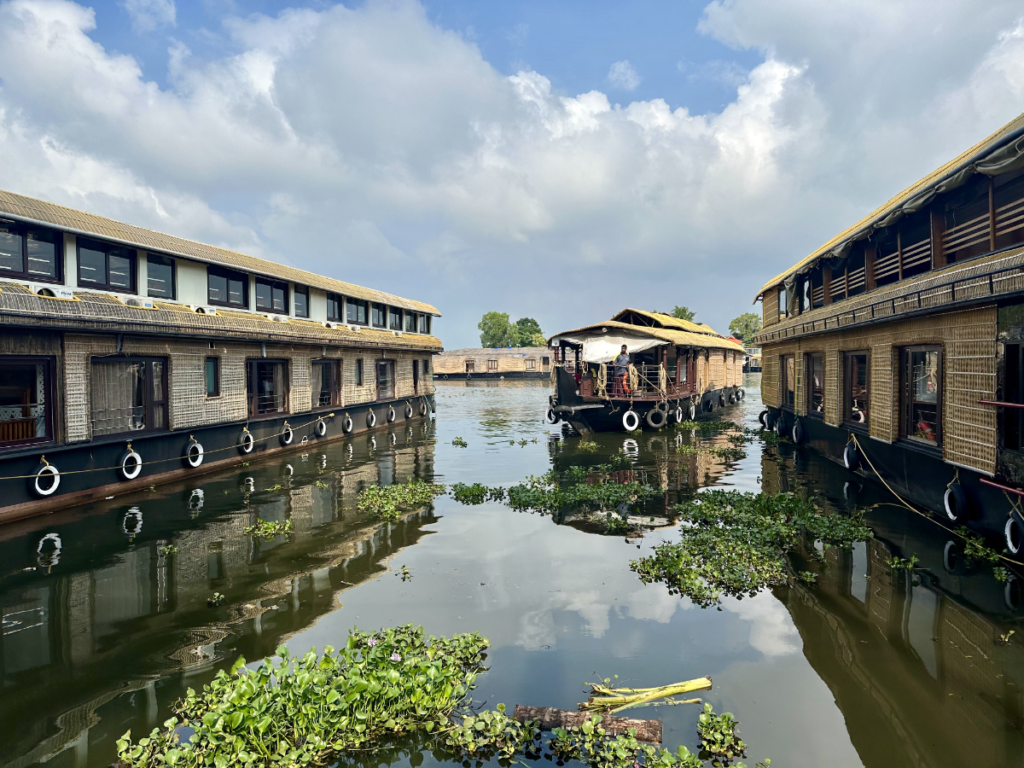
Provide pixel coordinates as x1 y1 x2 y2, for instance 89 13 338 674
32 285 76 300
123 296 156 309
272 314 289 323
348 325 361 333
323 321 338 329
190 305 219 315
393 331 403 337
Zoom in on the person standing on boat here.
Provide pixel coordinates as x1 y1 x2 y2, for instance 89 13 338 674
615 345 631 394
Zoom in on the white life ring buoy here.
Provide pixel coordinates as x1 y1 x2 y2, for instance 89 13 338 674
419 399 429 416
674 406 684 423
689 401 696 420
405 402 414 418
183 439 204 468
315 418 327 438
239 430 255 454
622 410 640 431
118 449 143 481
367 410 377 428
343 414 354 433
546 407 559 424
30 462 61 497
280 425 294 446
387 406 397 423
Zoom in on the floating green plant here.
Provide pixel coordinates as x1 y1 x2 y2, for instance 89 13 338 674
398 565 412 582
450 483 506 505
159 544 178 555
207 592 226 607
452 437 468 447
697 703 757 765
578 440 599 452
357 480 446 522
631 491 872 608
315 480 330 489
674 444 744 460
886 554 919 570
245 519 294 539
956 526 1001 564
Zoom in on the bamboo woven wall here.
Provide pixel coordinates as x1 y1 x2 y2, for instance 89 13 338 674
760 306 997 474
763 288 780 328
62 335 434 443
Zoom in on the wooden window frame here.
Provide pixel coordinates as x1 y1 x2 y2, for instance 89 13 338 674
255 277 288 314
487 359 498 372
293 285 310 318
806 352 825 418
207 266 248 308
90 356 168 438
0 221 63 284
205 357 220 398
0 355 56 450
843 351 870 430
311 359 341 409
245 359 290 418
780 354 795 412
77 237 136 294
901 345 942 447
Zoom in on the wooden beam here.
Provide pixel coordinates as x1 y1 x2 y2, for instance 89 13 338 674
822 266 832 306
931 206 946 268
864 244 877 290
897 230 903 281
990 176 997 251
513 706 663 743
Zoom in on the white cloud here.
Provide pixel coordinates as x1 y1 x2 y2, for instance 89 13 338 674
121 0 175 32
607 59 641 91
0 0 1023 344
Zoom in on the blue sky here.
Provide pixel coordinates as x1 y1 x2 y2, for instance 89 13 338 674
1 0 1023 346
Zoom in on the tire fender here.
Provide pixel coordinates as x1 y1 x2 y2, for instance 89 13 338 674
944 482 969 522
843 443 860 472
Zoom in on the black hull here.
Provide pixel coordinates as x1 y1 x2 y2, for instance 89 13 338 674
561 386 744 433
0 395 435 522
764 406 1022 548
434 372 548 380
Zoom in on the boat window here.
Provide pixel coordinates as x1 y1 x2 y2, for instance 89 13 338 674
846 249 867 298
389 307 402 331
376 360 395 400
844 351 870 428
419 314 429 334
246 360 289 416
90 358 167 436
255 277 287 313
423 358 431 376
1006 343 1024 451
312 359 341 408
0 220 61 283
487 359 498 372
205 357 220 397
78 238 135 293
809 267 824 309
799 277 811 313
0 356 54 448
355 358 364 386
372 304 386 327
778 287 788 321
466 360 475 374
807 353 824 416
943 176 991 264
994 168 1024 252
405 312 417 333
146 254 175 299
413 360 420 393
542 356 550 370
902 346 941 446
208 266 248 308
326 292 342 322
526 358 536 371
347 298 368 325
293 286 309 318
780 355 795 411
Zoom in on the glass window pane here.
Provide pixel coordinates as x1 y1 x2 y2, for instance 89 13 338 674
151 361 166 429
0 223 23 274
26 229 56 278
209 273 227 303
294 289 308 318
108 251 132 289
405 312 416 332
909 349 940 444
373 304 385 327
256 281 271 309
810 355 824 413
91 361 147 435
389 308 401 330
254 362 287 414
0 361 48 442
79 246 106 284
147 256 174 298
419 314 427 333
327 295 340 321
206 359 217 396
228 278 245 305
848 354 868 425
783 356 795 408
272 286 285 312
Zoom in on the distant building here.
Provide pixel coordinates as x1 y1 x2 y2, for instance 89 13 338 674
433 347 551 379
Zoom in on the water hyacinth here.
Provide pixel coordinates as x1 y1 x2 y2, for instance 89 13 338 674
631 491 872 608
356 480 447 522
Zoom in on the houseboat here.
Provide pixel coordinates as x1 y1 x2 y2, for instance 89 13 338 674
432 346 551 379
0 189 440 522
546 309 747 432
753 109 1024 552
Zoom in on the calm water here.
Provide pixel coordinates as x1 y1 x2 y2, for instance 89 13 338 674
2 376 1023 767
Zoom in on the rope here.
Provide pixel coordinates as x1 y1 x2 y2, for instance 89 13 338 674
596 364 607 398
0 412 337 481
850 433 1024 567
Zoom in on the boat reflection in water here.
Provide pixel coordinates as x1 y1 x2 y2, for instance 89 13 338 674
0 421 437 768
763 444 1024 768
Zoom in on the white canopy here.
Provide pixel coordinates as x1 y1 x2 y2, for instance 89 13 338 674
551 331 665 363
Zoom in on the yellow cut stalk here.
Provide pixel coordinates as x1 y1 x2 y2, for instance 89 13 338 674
580 677 712 713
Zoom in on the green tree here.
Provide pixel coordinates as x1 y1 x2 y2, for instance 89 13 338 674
729 312 762 341
478 312 516 348
514 317 544 347
672 306 696 322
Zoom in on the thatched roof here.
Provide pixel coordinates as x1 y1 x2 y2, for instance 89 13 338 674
549 310 745 353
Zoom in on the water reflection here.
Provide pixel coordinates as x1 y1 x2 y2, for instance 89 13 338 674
0 423 437 767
